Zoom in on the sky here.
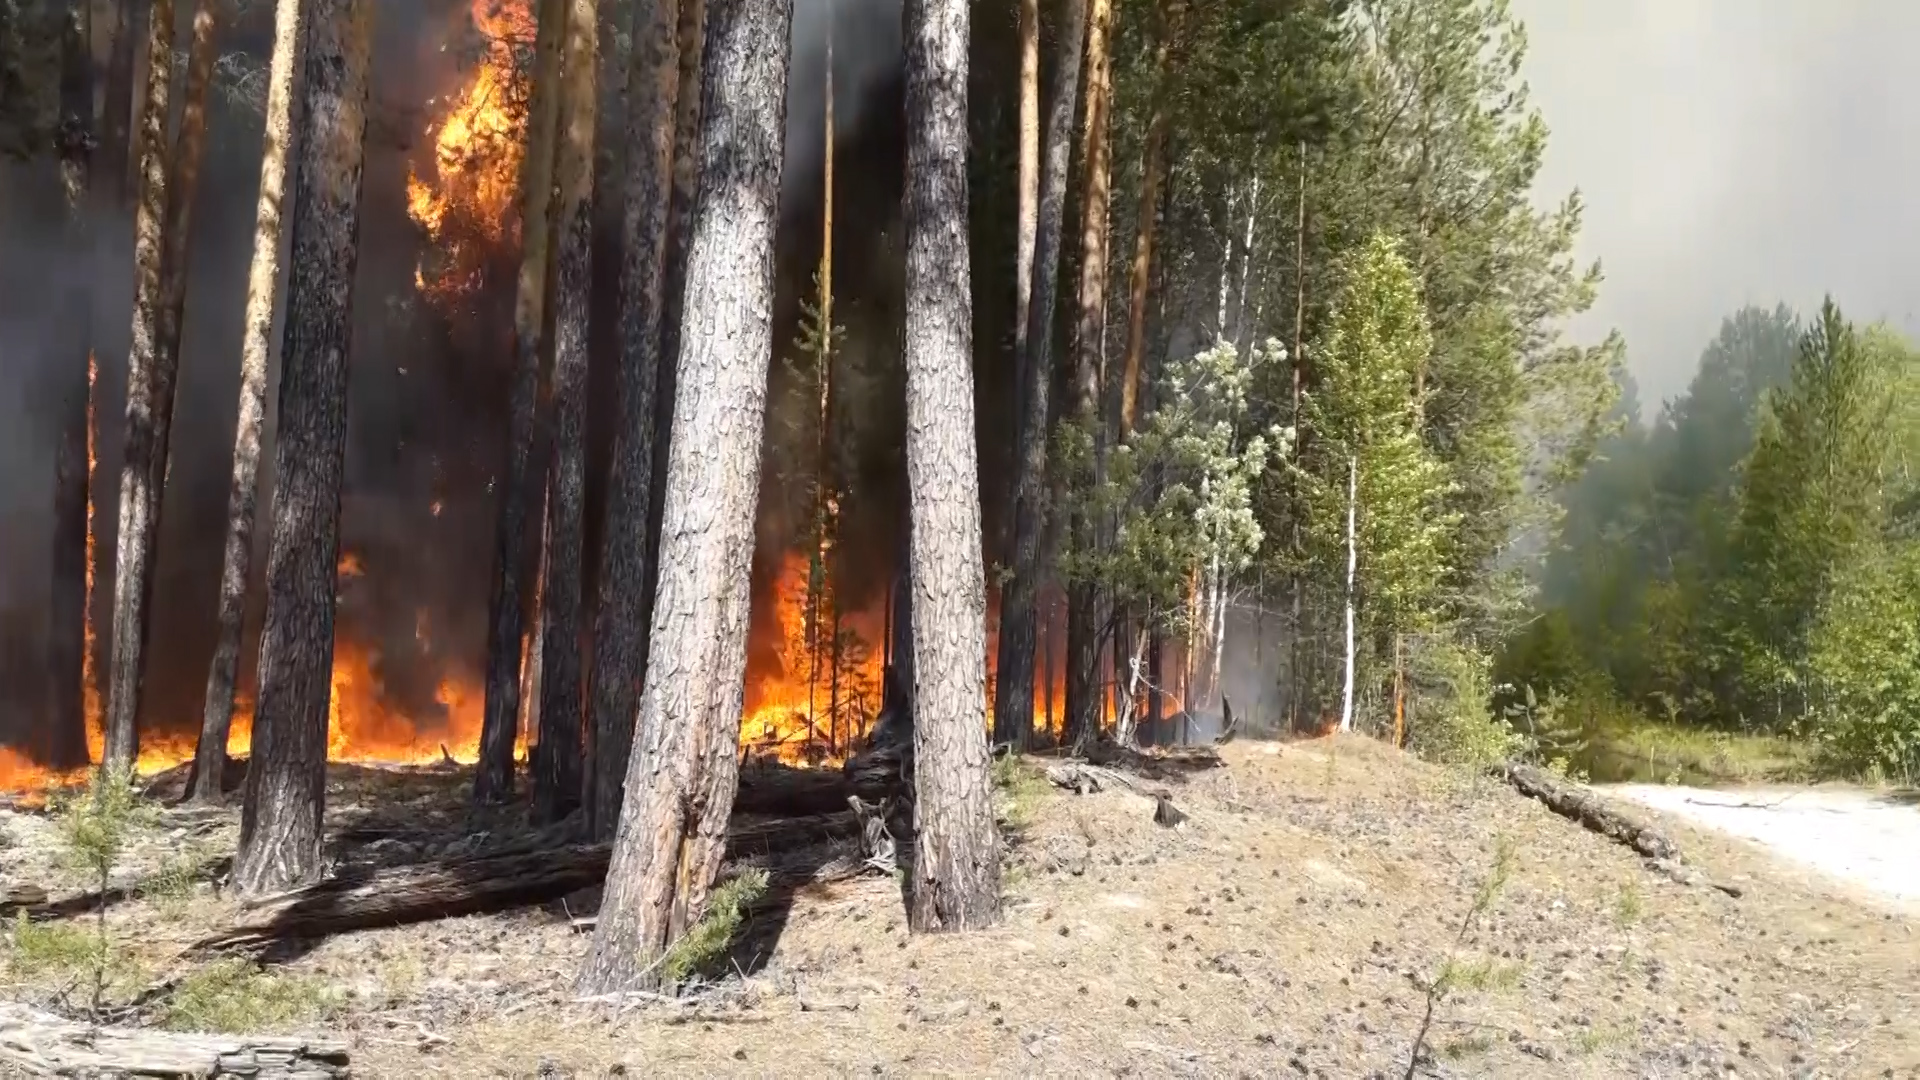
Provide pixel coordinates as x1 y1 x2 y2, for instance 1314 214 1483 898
1511 0 1920 408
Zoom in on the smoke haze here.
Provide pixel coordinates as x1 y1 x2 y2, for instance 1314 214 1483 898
1513 0 1920 407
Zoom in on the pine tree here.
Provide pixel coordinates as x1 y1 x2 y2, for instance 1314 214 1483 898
578 0 793 993
901 0 1000 931
193 0 304 803
474 0 569 805
100 0 174 774
233 0 373 897
586 0 683 841
993 0 1088 751
1063 0 1115 749
532 0 601 825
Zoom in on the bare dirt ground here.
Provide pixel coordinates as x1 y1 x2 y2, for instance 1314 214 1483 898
4 739 1918 1078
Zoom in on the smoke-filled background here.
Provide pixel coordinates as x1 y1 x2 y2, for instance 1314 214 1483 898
1512 0 1920 407
0 0 1020 759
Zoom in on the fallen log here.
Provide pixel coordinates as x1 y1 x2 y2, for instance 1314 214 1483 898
1503 761 1677 861
193 812 860 951
1502 762 1741 897
0 1001 347 1077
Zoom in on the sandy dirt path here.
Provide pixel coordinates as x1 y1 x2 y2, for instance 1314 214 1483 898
1607 783 1920 916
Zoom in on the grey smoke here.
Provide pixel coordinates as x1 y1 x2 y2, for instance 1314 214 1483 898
782 0 902 210
1513 0 1920 408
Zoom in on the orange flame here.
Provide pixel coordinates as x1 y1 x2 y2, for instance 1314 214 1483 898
82 351 101 739
406 0 533 305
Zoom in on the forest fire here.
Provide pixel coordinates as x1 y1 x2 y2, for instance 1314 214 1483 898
405 0 533 303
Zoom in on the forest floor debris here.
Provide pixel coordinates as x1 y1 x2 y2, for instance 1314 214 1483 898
2 738 1916 1077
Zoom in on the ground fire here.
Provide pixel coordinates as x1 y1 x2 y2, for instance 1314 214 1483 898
0 0 1099 798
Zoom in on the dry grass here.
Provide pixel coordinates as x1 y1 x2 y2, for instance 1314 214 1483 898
2 741 1916 1077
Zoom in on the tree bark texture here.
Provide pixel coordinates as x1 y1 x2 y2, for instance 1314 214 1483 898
1064 0 1114 751
474 0 568 806
102 0 174 774
0 1002 348 1079
639 0 707 667
193 0 303 804
233 0 372 897
45 0 95 771
533 0 599 826
902 0 1000 932
586 0 681 842
98 0 143 205
1012 0 1038 370
1118 0 1180 436
576 0 792 993
991 0 1087 752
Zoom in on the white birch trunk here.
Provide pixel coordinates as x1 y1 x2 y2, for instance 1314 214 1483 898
1339 456 1357 733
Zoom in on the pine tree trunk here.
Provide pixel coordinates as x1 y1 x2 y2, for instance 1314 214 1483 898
991 0 1087 752
901 0 998 930
233 0 372 898
585 0 681 842
1118 0 1180 436
531 0 600 826
102 0 175 775
191 0 303 804
475 0 568 806
1064 0 1114 751
98 0 142 206
1012 0 1038 371
639 0 706 650
45 0 95 772
576 0 791 994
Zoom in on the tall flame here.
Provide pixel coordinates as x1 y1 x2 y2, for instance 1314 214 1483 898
405 0 534 304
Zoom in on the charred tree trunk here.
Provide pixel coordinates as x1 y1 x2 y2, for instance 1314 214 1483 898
1064 0 1114 751
102 0 175 774
45 0 95 771
531 0 600 826
991 0 1087 752
576 0 792 993
98 0 142 205
585 0 681 842
233 0 372 897
192 0 303 804
474 0 568 806
902 0 1000 931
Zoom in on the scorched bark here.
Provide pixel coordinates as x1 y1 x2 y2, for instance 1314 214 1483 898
586 0 681 841
993 0 1088 751
233 0 372 897
102 0 174 775
902 0 1000 930
193 0 304 804
577 0 792 993
532 0 600 825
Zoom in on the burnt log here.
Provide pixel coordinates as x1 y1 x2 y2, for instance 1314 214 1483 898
191 812 860 951
0 1001 348 1077
1503 761 1677 861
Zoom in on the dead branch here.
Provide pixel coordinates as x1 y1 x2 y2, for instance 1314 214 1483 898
0 1001 347 1077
